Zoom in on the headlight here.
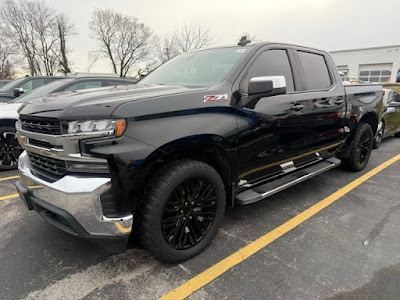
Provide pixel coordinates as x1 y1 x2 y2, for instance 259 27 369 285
67 119 126 137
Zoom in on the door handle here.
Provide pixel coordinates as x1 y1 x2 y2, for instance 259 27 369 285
291 104 305 111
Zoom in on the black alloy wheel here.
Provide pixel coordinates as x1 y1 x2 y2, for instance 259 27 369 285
340 122 373 172
162 177 217 250
0 128 23 170
139 159 225 262
357 130 372 164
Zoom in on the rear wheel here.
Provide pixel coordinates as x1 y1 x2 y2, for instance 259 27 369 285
139 159 225 262
395 132 400 138
341 123 373 172
0 126 23 171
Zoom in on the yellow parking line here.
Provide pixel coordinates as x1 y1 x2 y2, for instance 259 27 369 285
160 154 400 300
0 193 19 201
0 175 19 182
115 222 132 234
0 186 42 201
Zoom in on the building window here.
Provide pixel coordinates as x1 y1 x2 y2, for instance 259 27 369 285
359 70 391 82
337 65 349 77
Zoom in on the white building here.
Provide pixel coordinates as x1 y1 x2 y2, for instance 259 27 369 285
330 45 400 83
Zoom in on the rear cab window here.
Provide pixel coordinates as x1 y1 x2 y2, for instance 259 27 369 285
297 51 332 91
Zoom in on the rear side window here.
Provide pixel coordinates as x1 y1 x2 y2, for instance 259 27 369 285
62 80 103 92
106 80 133 86
241 49 294 93
298 51 331 90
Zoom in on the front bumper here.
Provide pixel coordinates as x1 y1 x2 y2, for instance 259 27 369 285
17 151 133 252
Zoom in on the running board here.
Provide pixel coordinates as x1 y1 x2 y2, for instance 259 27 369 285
235 157 341 205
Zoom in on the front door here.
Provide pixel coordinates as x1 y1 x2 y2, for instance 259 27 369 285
235 48 310 184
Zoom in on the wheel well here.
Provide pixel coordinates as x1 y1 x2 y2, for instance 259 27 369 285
144 144 234 208
359 112 378 134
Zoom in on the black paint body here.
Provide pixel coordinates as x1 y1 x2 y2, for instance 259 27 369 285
19 43 383 218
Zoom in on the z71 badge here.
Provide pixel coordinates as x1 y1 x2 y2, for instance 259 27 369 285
203 94 228 103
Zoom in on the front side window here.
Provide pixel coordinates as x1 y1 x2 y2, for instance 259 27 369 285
19 78 45 93
62 81 103 92
241 49 294 94
298 51 332 90
0 77 25 92
12 79 74 103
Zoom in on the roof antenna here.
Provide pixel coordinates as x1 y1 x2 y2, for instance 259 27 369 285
238 36 251 46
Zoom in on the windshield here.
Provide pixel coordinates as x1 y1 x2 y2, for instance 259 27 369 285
0 77 25 92
140 47 247 87
11 79 73 103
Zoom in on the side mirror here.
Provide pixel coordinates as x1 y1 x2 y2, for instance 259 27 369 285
244 76 286 109
388 101 400 108
14 88 24 97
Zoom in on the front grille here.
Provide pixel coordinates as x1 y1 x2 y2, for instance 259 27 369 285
27 152 67 182
20 116 62 135
29 139 63 151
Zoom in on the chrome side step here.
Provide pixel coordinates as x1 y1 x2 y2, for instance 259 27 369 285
235 157 341 205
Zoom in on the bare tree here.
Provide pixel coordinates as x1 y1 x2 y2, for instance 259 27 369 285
89 8 152 77
173 22 214 53
57 14 76 75
1 0 38 75
0 41 16 79
0 0 75 76
154 34 180 64
30 2 60 75
86 51 101 73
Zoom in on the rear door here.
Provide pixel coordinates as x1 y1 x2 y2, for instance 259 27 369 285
293 48 348 155
235 46 310 184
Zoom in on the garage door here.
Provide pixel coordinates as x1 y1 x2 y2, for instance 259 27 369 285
359 63 392 82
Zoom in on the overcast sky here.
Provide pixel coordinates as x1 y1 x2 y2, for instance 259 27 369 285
44 0 400 74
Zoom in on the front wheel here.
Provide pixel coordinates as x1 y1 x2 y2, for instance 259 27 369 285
0 126 23 171
341 123 374 172
139 159 226 262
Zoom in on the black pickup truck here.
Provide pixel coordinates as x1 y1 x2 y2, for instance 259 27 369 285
15 41 383 262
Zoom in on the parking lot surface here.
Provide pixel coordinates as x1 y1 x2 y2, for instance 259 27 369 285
1 137 400 300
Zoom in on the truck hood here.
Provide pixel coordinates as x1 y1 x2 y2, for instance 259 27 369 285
18 84 207 120
0 103 22 119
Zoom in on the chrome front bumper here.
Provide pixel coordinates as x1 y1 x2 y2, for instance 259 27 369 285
18 151 133 237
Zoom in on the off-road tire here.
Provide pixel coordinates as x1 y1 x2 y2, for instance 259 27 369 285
138 159 226 262
341 123 374 172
